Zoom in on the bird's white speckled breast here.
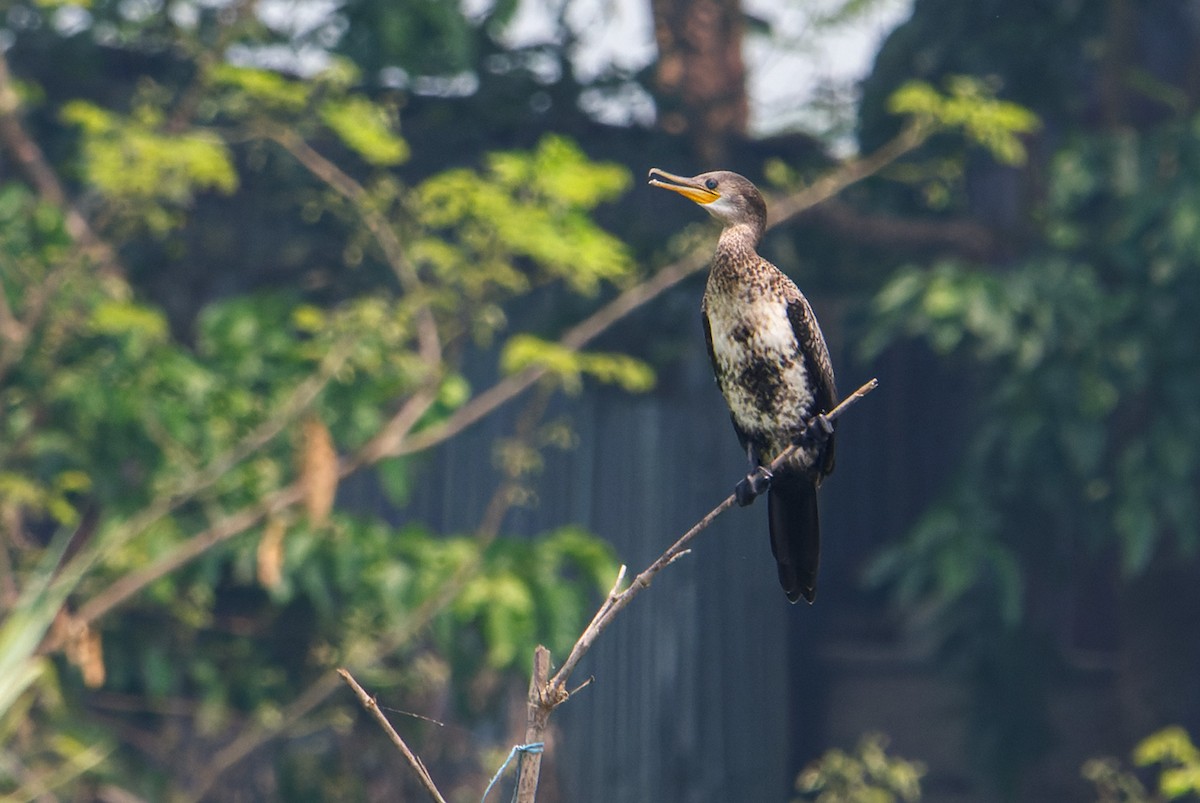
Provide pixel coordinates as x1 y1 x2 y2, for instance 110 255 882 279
704 288 815 457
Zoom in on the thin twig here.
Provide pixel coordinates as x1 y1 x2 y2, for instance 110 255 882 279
346 385 441 468
565 676 595 698
337 669 449 803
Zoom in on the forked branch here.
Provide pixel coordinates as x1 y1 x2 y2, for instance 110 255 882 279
512 377 879 802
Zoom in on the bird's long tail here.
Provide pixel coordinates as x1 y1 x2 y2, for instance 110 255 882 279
767 472 820 604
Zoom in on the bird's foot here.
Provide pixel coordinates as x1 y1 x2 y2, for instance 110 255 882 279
734 466 773 507
795 413 834 448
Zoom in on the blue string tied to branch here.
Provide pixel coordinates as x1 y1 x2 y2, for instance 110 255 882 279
480 742 545 803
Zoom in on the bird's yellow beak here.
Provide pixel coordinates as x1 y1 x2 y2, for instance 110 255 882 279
648 168 719 205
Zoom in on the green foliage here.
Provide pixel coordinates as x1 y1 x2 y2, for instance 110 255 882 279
61 100 237 232
865 104 1200 793
863 489 1022 626
448 527 618 672
1 25 645 795
318 95 410 166
208 65 313 115
868 122 1200 585
795 733 925 803
797 728 1200 803
888 76 1040 165
1135 727 1200 800
1084 727 1200 802
412 135 634 336
500 334 655 395
1084 757 1154 803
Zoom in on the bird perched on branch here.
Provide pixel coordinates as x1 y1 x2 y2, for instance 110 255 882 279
648 168 837 604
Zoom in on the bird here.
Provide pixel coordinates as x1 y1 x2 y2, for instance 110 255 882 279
648 167 837 603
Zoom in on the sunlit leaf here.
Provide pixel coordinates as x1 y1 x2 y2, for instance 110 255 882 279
888 77 1039 165
319 96 409 166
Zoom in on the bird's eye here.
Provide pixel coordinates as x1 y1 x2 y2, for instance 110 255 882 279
705 178 718 190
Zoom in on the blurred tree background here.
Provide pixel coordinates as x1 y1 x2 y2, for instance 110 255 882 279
1 0 1199 801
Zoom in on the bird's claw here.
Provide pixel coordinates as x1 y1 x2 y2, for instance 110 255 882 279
734 466 773 507
796 413 834 447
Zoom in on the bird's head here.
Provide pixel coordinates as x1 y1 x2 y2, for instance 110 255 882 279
647 168 767 237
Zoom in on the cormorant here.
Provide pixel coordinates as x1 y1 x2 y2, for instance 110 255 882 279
648 168 837 604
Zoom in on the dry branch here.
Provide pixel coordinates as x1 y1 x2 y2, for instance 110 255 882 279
515 646 555 803
512 378 879 802
337 669 449 803
341 379 878 801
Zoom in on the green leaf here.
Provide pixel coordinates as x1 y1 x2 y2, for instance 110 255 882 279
375 458 411 507
888 77 1040 165
319 96 409 166
1134 726 1200 768
60 100 237 231
413 135 634 308
500 334 654 394
88 300 169 342
209 64 311 113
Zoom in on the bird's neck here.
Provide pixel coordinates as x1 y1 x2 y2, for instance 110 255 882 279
715 222 762 265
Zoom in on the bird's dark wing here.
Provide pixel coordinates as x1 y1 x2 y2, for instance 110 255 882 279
786 295 837 477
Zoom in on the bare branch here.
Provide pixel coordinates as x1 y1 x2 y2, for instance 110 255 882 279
512 378 880 801
804 198 1000 262
189 377 877 803
71 482 306 632
337 669 449 803
347 385 441 468
769 123 930 226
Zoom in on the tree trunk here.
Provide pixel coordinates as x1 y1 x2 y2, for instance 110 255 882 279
650 0 749 165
